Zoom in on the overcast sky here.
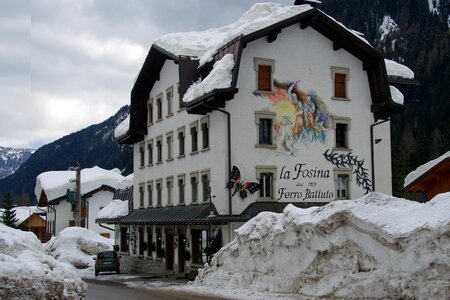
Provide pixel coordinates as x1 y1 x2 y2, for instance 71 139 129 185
0 0 293 149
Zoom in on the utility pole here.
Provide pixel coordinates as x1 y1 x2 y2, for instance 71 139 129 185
75 162 81 227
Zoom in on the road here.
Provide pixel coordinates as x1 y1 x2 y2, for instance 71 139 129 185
85 279 228 300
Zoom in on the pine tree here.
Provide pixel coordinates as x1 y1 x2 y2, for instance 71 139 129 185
1 193 19 228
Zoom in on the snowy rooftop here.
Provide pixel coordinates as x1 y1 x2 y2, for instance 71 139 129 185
385 59 414 79
13 206 45 226
114 114 130 140
96 199 129 220
35 166 127 201
404 150 450 188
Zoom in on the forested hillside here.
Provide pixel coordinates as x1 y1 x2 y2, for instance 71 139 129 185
320 0 450 196
0 106 133 205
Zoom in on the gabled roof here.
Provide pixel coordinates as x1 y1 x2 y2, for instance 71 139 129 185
404 151 450 191
119 3 405 144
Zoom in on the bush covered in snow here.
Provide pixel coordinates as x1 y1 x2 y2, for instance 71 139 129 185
45 226 113 269
0 224 86 299
195 192 450 299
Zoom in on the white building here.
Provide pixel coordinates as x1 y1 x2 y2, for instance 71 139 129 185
115 2 406 276
36 166 128 237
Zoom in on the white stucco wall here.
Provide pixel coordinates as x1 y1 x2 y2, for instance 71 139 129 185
86 190 114 236
53 200 73 235
133 23 392 216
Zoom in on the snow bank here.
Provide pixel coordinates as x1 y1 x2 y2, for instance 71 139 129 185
0 224 86 299
183 54 235 103
404 150 450 188
35 165 125 201
97 199 129 219
114 114 129 140
385 58 414 79
155 3 313 66
194 192 450 299
45 226 113 269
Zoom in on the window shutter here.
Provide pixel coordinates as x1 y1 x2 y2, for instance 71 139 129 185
334 73 346 98
258 65 272 91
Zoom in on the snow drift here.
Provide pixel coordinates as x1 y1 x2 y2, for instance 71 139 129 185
45 227 113 269
194 192 450 299
0 224 86 299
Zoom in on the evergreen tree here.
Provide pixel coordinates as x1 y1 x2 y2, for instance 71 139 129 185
1 193 19 228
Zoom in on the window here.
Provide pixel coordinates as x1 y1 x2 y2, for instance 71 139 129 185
166 176 173 206
201 169 210 202
147 98 154 125
178 174 185 205
139 184 145 207
332 117 351 150
139 143 145 168
156 94 163 121
190 171 199 204
156 135 163 163
147 181 153 207
166 86 173 117
331 67 350 100
120 227 129 252
256 165 277 200
255 111 276 148
147 139 153 166
190 121 198 154
166 131 173 161
177 126 185 158
156 179 162 207
200 116 209 150
254 57 275 92
191 229 210 264
334 169 352 200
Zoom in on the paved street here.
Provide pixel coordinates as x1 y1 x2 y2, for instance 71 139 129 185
84 276 230 300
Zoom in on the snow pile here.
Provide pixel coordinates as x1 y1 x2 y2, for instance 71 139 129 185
183 54 235 103
155 3 313 66
385 58 414 79
97 200 129 219
35 165 125 201
114 114 129 140
45 227 113 269
120 173 134 189
389 85 404 105
379 15 399 42
404 150 450 188
194 192 450 299
0 224 86 299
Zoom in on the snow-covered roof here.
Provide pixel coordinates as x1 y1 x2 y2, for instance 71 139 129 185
35 166 126 202
404 150 450 188
389 85 404 105
155 3 314 66
183 54 235 103
114 114 130 140
96 199 129 220
12 206 45 226
385 59 414 79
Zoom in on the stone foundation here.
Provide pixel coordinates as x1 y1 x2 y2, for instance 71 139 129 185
120 255 165 274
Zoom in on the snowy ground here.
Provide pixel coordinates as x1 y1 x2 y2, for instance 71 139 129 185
1 193 449 299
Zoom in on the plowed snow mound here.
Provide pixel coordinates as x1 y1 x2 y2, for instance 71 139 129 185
0 224 86 299
195 192 450 299
45 226 113 269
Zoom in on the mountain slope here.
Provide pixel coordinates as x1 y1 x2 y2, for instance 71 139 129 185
0 147 35 179
319 0 450 196
0 106 133 205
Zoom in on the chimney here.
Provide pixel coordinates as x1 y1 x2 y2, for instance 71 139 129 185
294 0 321 7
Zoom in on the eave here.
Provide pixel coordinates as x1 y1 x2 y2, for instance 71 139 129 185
404 158 450 192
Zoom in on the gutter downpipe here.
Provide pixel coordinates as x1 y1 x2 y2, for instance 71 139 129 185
203 103 232 216
370 118 390 192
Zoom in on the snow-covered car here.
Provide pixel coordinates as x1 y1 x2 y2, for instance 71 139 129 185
94 250 121 276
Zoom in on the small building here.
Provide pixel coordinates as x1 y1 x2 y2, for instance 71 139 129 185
115 2 407 276
7 206 50 242
404 150 450 200
36 166 129 236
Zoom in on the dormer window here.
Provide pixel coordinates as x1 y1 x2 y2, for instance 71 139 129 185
254 58 275 93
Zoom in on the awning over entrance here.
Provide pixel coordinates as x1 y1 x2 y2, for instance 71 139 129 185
118 203 225 225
